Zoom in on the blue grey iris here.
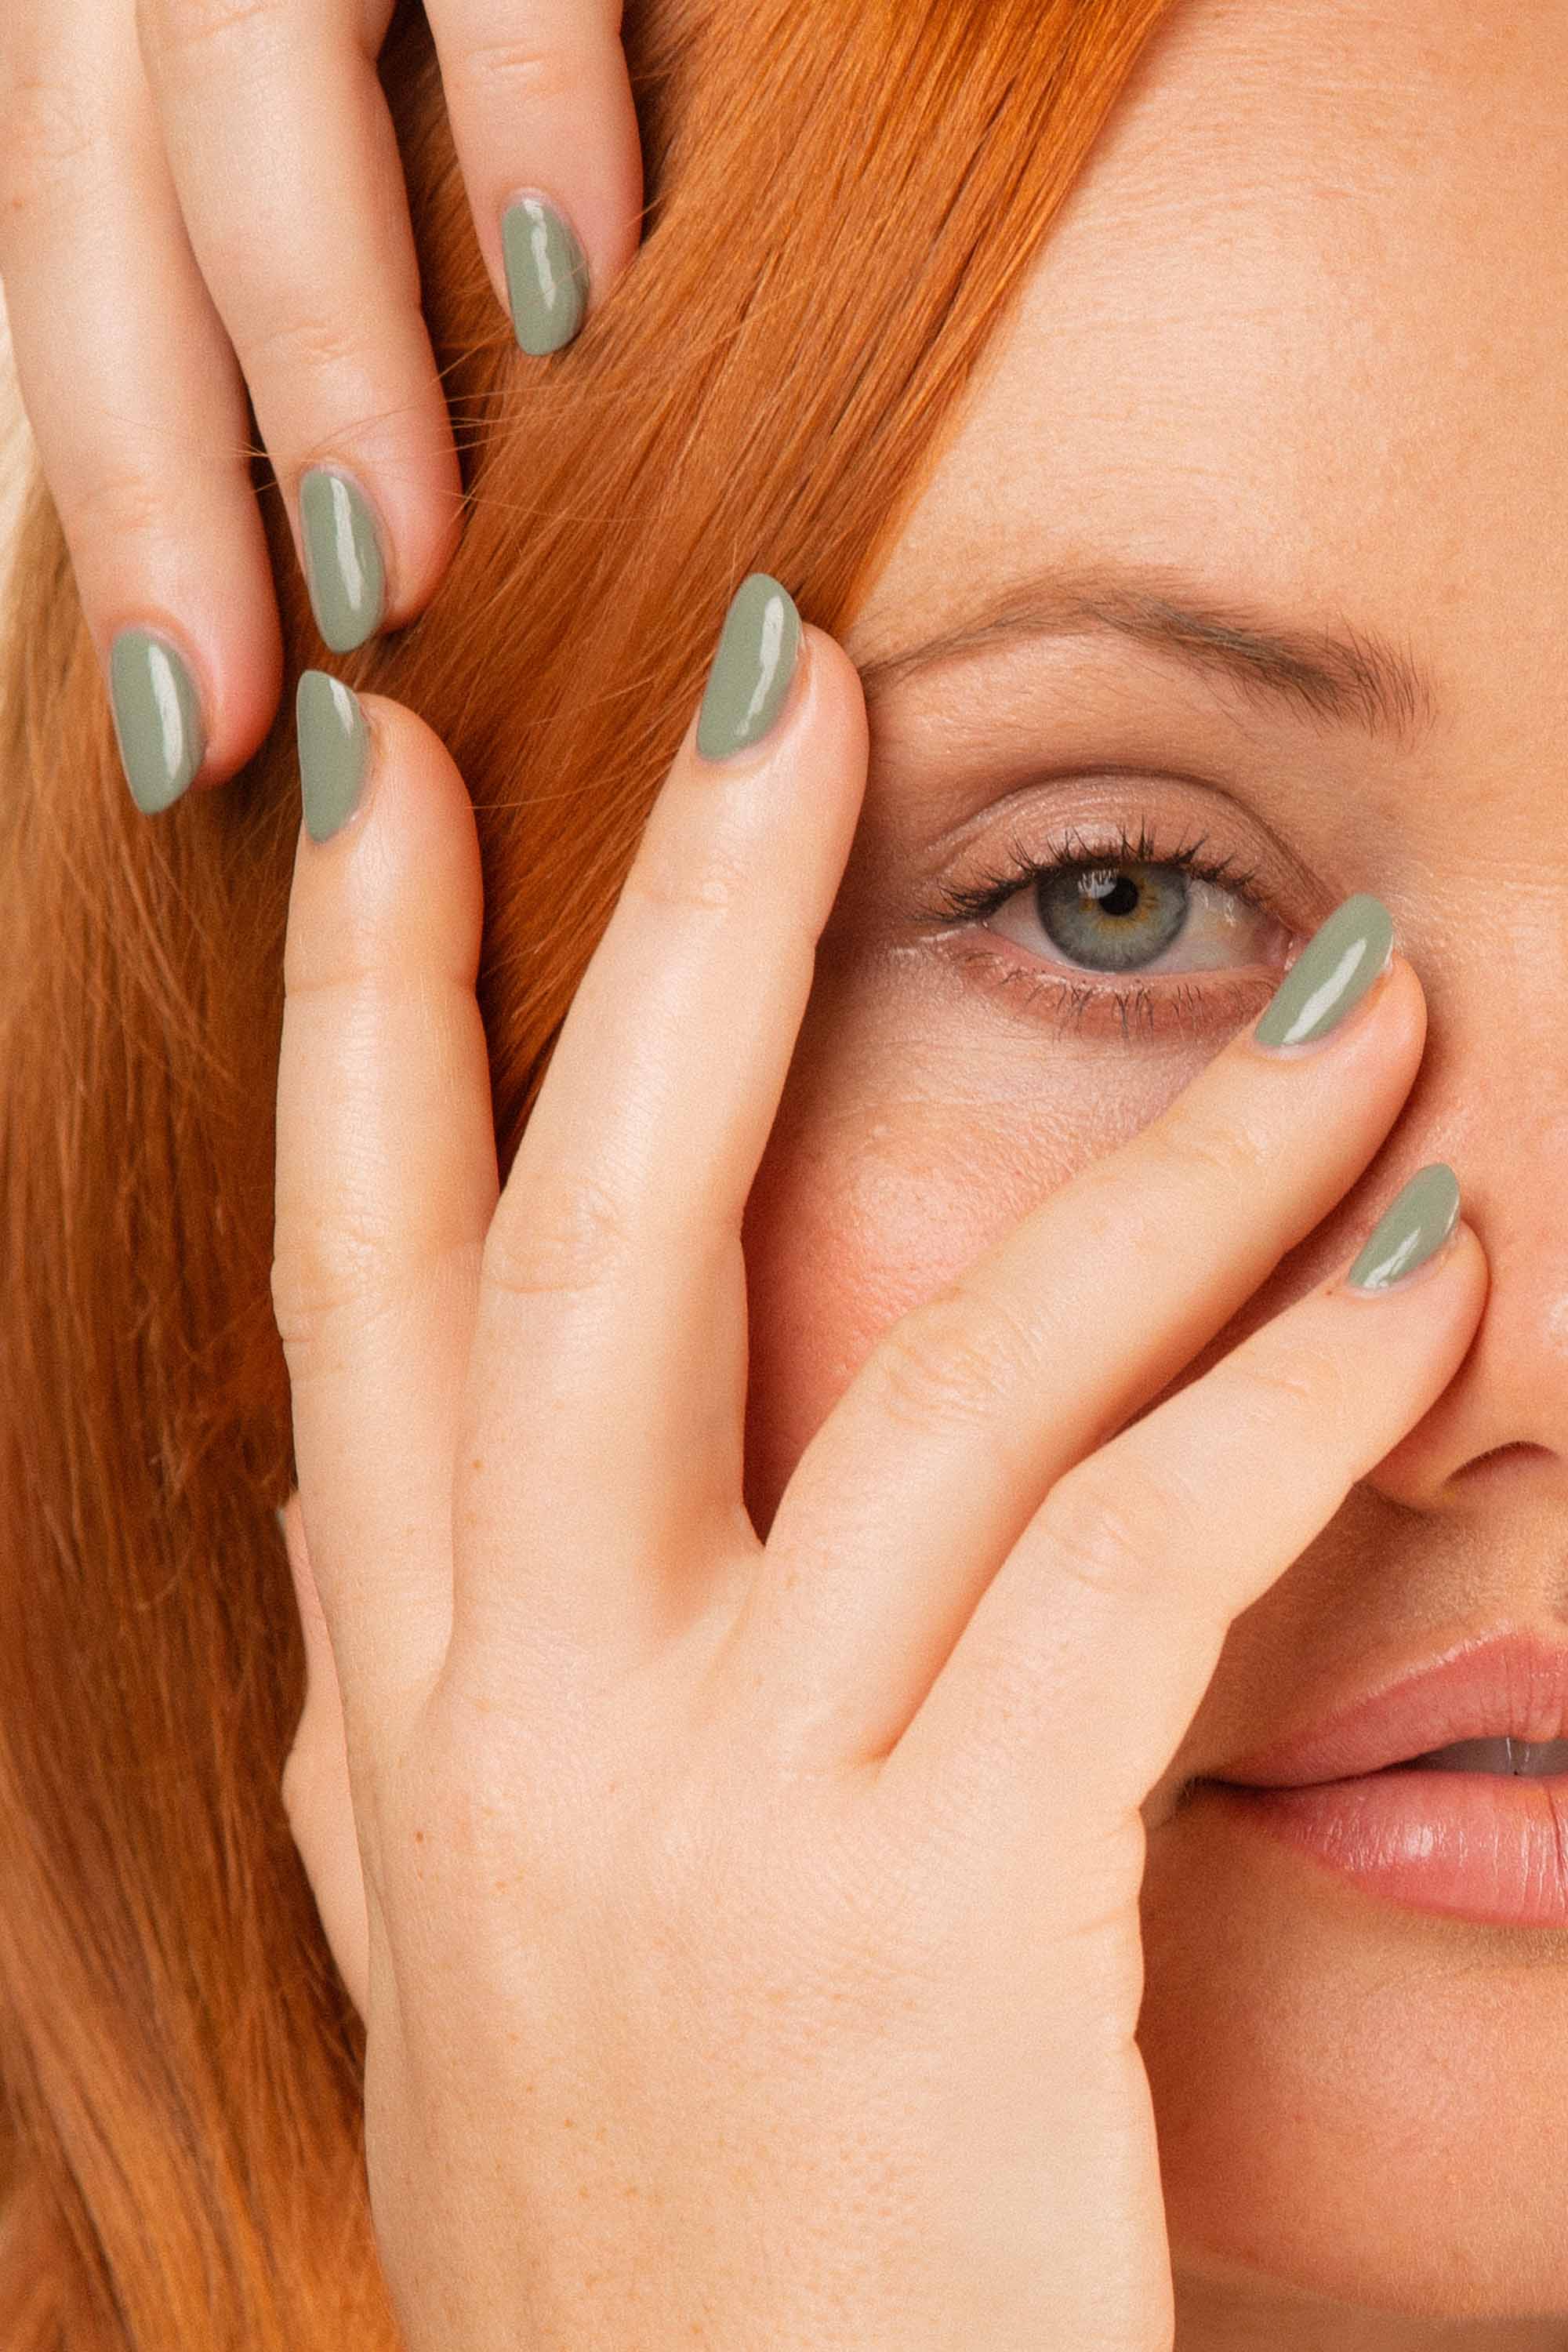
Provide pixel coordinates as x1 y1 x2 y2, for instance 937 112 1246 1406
1038 862 1189 973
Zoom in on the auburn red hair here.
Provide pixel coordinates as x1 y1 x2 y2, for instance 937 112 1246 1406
0 1 1176 2339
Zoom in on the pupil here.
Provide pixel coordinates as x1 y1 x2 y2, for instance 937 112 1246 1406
1036 859 1190 975
1094 875 1141 919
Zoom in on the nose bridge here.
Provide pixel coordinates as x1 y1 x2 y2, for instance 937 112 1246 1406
1362 916 1568 1501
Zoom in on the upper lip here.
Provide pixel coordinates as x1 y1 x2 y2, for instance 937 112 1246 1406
1210 1631 1568 1788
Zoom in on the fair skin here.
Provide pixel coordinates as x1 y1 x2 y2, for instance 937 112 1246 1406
0 0 641 782
155 0 1568 2342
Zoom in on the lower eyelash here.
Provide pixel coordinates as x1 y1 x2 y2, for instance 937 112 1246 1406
943 942 1268 1044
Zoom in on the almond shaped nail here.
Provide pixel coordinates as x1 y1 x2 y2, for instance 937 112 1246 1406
1253 893 1394 1051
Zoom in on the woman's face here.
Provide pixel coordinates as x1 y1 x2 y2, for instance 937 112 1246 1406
738 0 1568 2338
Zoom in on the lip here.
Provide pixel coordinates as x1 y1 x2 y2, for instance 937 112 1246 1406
1210 1630 1568 1788
1197 1630 1568 1928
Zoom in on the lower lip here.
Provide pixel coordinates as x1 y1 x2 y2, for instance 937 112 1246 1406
1203 1770 1568 1927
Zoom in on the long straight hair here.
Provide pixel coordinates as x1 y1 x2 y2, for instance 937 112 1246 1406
0 0 1176 2339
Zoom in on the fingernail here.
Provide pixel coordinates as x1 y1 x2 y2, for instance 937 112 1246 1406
1345 1163 1461 1293
695 573 802 760
502 194 590 354
1252 893 1395 1051
109 628 205 814
299 467 387 653
297 670 368 844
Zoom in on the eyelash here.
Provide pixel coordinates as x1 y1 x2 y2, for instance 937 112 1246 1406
920 812 1290 1046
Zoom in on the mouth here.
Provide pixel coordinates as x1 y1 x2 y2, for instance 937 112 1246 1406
1191 1632 1568 1929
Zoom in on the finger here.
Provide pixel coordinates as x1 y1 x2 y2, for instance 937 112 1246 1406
887 1175 1486 1836
0 2 281 810
272 677 496 1747
736 899 1431 1766
425 0 642 352
445 579 867 1699
276 1490 370 2020
137 0 463 655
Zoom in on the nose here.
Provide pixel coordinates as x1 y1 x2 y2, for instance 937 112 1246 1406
1353 985 1568 1512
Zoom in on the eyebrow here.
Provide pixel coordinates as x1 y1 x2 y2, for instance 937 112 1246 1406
851 558 1439 750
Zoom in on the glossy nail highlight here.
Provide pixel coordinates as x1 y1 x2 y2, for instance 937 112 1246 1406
300 467 387 653
695 574 801 759
502 194 590 354
297 670 368 844
1345 1163 1461 1293
1253 892 1394 1051
109 628 205 814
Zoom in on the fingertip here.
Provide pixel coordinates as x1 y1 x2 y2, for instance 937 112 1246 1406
107 592 285 814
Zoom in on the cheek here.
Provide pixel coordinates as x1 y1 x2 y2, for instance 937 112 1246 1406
737 965 1210 1540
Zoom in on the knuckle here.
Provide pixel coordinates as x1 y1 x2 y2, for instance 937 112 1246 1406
0 71 104 226
481 1171 633 1304
245 302 379 390
1238 1337 1352 1438
1158 1101 1272 1198
137 0 285 77
452 33 578 112
1036 1465 1171 1608
56 460 169 547
867 1287 1014 1446
270 1209 406 1347
622 827 753 925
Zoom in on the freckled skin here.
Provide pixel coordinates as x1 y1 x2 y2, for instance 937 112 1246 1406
738 2 1568 2342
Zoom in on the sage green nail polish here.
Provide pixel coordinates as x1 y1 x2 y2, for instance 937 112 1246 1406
299 468 386 653
1346 1163 1461 1293
1254 892 1394 1051
502 194 589 354
297 670 368 843
695 573 801 759
109 629 205 814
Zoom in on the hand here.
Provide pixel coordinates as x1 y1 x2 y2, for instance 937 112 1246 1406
0 0 640 815
270 577 1485 2350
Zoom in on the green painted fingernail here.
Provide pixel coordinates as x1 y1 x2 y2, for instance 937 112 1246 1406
299 467 387 653
1253 893 1395 1051
695 573 801 760
297 670 368 844
109 628 205 814
502 194 589 354
1346 1163 1461 1292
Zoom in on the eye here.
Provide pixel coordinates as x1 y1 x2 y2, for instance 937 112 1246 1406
988 852 1280 977
918 813 1298 1046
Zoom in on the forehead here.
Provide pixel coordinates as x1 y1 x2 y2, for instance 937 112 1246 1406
847 0 1568 754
